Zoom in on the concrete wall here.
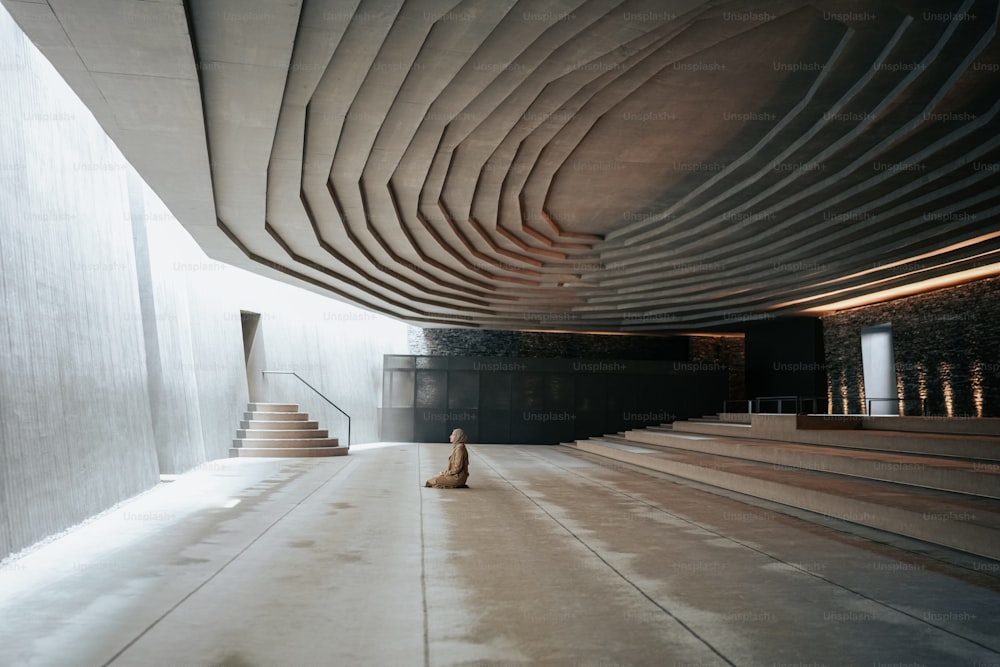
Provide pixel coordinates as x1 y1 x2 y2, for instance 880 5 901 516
129 176 250 473
131 183 407 457
0 15 159 558
0 6 408 560
239 287 410 447
131 172 409 458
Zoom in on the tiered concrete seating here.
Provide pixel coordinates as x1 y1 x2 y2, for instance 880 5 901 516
674 414 1000 459
231 403 347 458
571 414 1000 559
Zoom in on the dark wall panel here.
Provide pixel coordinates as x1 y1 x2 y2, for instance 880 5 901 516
382 356 727 443
480 409 510 443
385 370 414 408
414 409 457 442
512 373 545 411
448 371 479 409
480 372 512 409
745 317 827 403
415 370 447 408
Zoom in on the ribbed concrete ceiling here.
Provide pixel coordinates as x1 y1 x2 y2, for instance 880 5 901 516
6 0 1000 332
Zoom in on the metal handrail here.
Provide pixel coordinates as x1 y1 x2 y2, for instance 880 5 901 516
724 396 830 415
797 396 827 414
262 371 351 447
754 395 799 414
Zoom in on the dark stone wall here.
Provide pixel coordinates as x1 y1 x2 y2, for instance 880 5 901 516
408 328 690 359
690 336 746 401
409 328 746 400
821 276 1000 417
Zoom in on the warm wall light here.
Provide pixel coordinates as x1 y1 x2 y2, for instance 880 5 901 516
918 363 928 407
940 362 954 418
806 232 1000 291
896 374 905 416
771 234 1000 314
972 361 985 418
799 262 1000 314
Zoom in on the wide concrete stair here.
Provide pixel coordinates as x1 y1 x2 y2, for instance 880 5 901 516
231 403 347 458
568 414 1000 560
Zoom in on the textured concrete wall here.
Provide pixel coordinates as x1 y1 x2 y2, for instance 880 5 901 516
0 14 159 558
130 179 249 472
0 5 410 559
130 175 409 453
132 177 408 456
822 277 1000 417
247 296 409 445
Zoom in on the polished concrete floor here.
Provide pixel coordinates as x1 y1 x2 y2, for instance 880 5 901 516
1 443 999 667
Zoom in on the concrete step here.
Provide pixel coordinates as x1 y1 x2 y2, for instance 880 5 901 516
672 421 751 434
624 429 1000 499
228 446 348 458
574 437 1000 560
864 416 1000 437
233 402 344 458
236 429 329 439
247 403 299 412
793 429 1000 461
232 438 340 449
672 415 1000 460
659 422 1000 455
240 420 320 430
243 411 309 421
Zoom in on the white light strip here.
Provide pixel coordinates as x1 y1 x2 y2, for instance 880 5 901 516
800 262 1000 313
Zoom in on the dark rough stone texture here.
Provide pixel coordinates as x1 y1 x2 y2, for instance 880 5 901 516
409 328 746 400
689 336 746 401
821 277 1000 417
408 328 689 359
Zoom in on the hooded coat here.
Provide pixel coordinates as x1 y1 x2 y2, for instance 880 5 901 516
425 428 470 488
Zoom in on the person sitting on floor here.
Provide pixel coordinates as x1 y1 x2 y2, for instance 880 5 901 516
425 428 470 488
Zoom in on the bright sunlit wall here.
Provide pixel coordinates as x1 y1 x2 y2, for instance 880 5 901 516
0 4 407 561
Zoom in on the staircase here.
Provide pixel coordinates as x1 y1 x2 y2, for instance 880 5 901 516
567 413 1000 560
231 403 348 457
